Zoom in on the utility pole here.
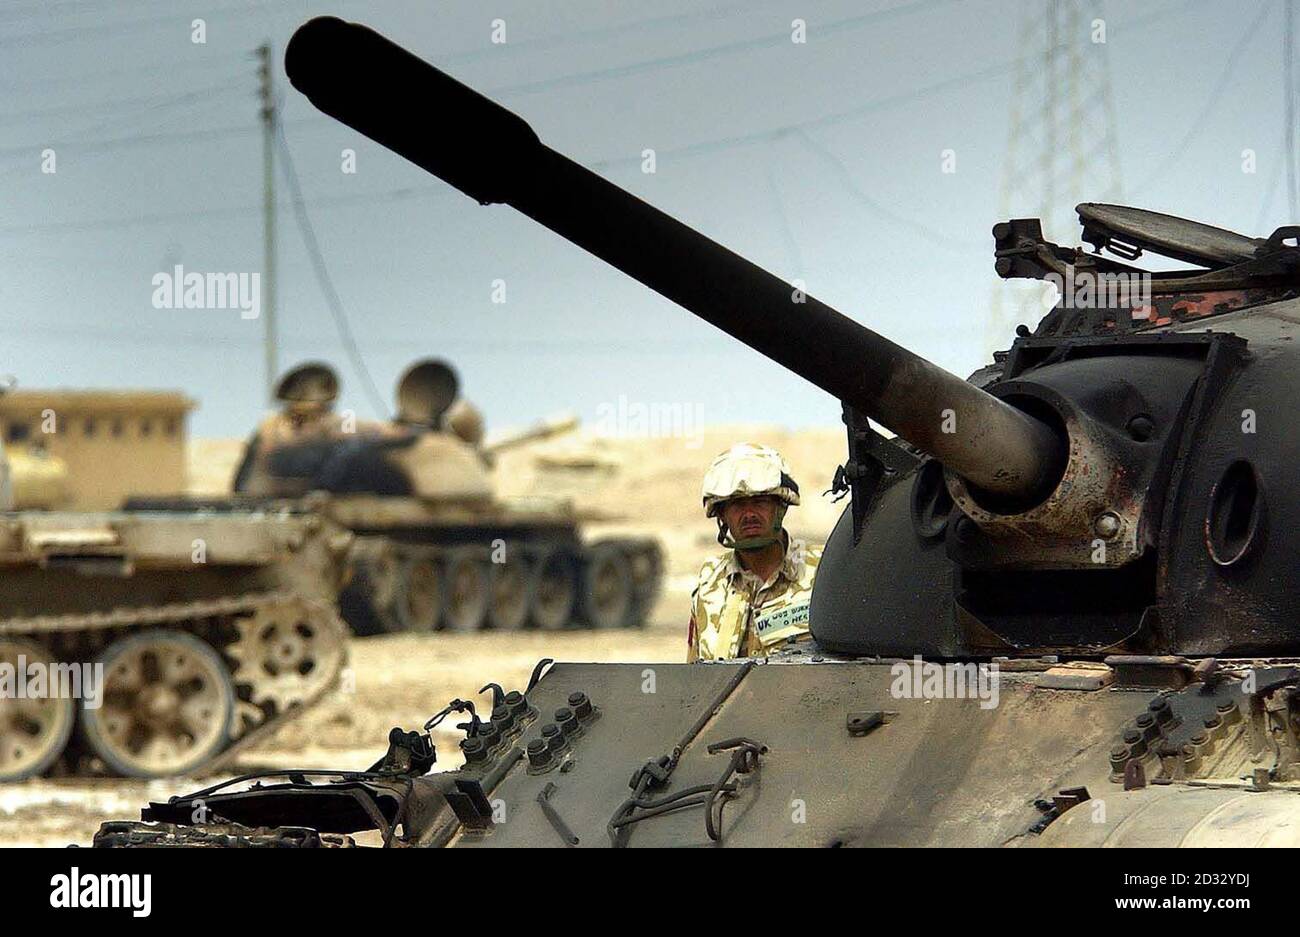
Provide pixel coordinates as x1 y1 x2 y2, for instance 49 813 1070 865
1286 1 1297 221
257 42 278 402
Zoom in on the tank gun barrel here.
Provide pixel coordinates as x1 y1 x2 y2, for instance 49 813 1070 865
484 413 580 457
285 18 1063 498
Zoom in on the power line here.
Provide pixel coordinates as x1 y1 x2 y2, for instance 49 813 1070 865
0 1 757 96
0 0 1213 239
0 0 1192 163
499 0 961 98
0 184 439 238
423 0 784 68
1128 0 1273 196
793 130 985 251
0 0 252 23
275 123 387 417
589 56 1019 172
762 143 805 277
0 37 1157 236
582 1 1205 175
0 87 252 181
0 0 287 47
0 50 248 93
1255 125 1289 231
0 44 1024 232
0 120 252 163
0 81 244 126
989 0 1124 356
0 48 1028 231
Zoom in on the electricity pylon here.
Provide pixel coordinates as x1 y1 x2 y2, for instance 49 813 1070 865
989 0 1123 356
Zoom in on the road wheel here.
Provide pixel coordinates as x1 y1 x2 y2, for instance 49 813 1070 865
339 546 402 635
529 549 578 630
581 543 635 628
488 554 530 631
81 630 234 778
626 541 663 628
443 549 490 632
0 638 75 782
394 555 442 632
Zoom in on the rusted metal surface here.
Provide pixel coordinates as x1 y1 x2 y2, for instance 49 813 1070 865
1131 288 1275 327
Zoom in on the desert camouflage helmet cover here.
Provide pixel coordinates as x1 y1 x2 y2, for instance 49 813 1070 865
702 443 800 517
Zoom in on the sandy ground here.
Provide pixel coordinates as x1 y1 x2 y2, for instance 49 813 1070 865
0 624 686 848
1 424 846 847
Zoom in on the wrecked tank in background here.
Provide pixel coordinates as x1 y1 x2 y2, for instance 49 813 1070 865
0 378 351 783
93 18 1300 847
0 502 351 782
212 358 662 635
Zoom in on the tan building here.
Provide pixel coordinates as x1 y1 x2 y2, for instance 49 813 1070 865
0 389 193 510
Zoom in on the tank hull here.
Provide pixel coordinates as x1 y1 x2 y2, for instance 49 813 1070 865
331 496 662 635
0 509 350 781
96 656 1300 847
129 495 663 634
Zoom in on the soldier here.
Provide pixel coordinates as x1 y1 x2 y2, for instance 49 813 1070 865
687 443 822 662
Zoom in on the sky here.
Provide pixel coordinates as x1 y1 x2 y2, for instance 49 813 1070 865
1 0 1296 439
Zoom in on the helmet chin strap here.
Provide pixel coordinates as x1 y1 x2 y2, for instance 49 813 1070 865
716 503 788 550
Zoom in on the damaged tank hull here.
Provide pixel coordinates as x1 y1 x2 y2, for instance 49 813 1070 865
0 508 351 781
97 657 1300 847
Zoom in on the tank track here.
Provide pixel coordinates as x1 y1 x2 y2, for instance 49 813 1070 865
341 536 663 635
0 591 347 779
94 819 356 848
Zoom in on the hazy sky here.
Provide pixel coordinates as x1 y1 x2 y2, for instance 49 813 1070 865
2 0 1294 439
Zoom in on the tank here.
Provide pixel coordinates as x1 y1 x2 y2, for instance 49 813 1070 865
92 18 1300 847
198 358 662 636
0 438 353 782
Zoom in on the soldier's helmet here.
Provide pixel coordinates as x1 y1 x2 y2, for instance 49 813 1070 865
275 362 340 410
701 443 800 518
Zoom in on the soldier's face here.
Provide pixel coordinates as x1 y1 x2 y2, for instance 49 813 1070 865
721 496 781 543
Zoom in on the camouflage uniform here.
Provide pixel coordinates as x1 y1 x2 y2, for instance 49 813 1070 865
687 535 821 661
688 442 819 661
